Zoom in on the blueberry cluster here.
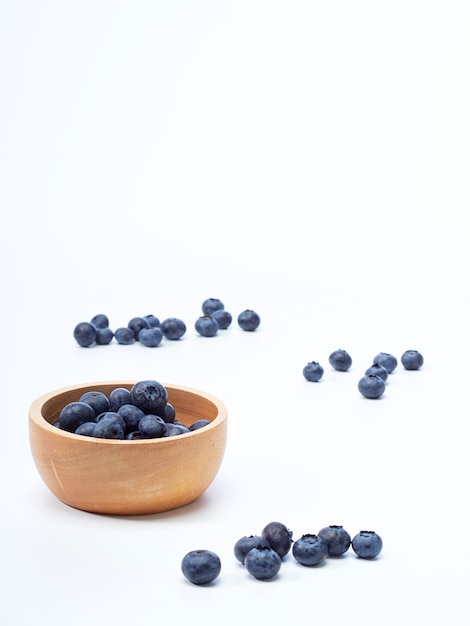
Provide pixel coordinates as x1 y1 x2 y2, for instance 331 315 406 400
73 299 261 348
182 522 382 585
54 380 210 440
303 349 424 400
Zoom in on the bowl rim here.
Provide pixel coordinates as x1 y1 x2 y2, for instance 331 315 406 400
29 380 228 445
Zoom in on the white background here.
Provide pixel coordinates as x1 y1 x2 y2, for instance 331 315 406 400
1 1 469 625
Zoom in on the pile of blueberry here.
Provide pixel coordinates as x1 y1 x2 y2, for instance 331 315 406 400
303 349 424 399
73 299 261 348
54 379 210 440
181 521 383 585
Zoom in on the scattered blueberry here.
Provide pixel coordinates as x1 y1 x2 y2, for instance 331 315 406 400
95 327 114 345
90 313 109 329
373 352 398 373
401 350 424 370
292 534 328 566
181 550 221 585
202 298 225 316
262 521 293 558
195 315 219 337
317 525 351 556
237 309 260 332
73 322 97 347
329 349 352 372
303 361 324 382
211 309 232 330
144 314 161 328
351 531 383 559
234 535 271 564
114 327 135 345
59 401 96 432
358 374 385 399
128 316 151 339
244 546 282 580
365 363 389 382
138 327 163 347
161 317 187 340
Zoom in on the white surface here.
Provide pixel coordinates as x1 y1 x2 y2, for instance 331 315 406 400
1 2 469 625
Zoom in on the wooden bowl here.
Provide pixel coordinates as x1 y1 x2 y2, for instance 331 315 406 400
29 381 228 515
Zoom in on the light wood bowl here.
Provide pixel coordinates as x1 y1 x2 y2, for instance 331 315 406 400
29 381 228 515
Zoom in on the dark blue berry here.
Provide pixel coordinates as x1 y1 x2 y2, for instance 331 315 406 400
303 361 324 382
329 349 352 371
365 363 388 382
181 550 221 585
95 327 114 345
114 327 135 345
138 327 163 347
195 315 219 337
237 309 260 332
292 534 328 566
73 322 97 347
373 352 398 373
139 414 167 438
201 298 224 316
161 317 186 340
79 391 110 417
401 350 423 370
164 423 190 436
93 416 125 439
352 531 383 559
262 521 293 558
244 546 281 580
144 314 161 328
59 401 96 432
234 535 271 564
108 387 132 412
74 422 97 437
188 419 210 431
358 374 385 399
130 380 168 415
90 313 109 329
117 404 145 435
211 309 232 329
317 525 351 556
128 316 151 339
159 402 176 423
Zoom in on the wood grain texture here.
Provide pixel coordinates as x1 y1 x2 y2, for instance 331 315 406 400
29 381 228 515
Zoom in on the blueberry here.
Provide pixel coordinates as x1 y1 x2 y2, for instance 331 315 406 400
329 349 352 372
352 531 383 559
161 317 186 340
234 535 271 564
130 380 168 415
164 423 190 436
401 350 424 370
139 414 167 438
95 411 126 431
237 309 260 332
188 419 210 431
79 391 110 417
95 327 114 345
317 525 351 556
128 316 151 339
138 327 163 347
93 416 125 439
159 401 176 423
292 534 328 566
244 546 282 580
181 550 221 585
373 352 398 374
303 361 324 382
126 431 143 440
73 322 97 347
211 309 232 330
108 387 132 412
114 327 135 345
201 298 224 316
144 314 161 328
261 521 293 558
90 313 109 329
365 363 388 382
117 404 145 435
59 401 96 432
195 315 219 337
358 374 385 399
74 422 97 437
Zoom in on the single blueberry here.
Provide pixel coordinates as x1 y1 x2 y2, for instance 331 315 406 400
79 391 110 417
73 321 97 347
329 349 352 372
195 315 219 337
117 403 145 435
211 309 232 330
159 401 176 423
114 327 135 345
126 431 143 440
130 380 168 415
237 309 260 332
401 350 424 370
317 525 351 556
74 421 97 437
95 411 126 431
164 423 190 436
373 352 398 373
244 546 282 580
261 521 293 558
138 414 167 438
358 374 385 399
365 363 389 382
93 416 125 439
95 327 114 345
161 317 187 340
303 361 324 382
138 327 163 347
201 298 225 316
90 313 109 329
188 419 211 431
292 534 328 566
128 316 151 339
351 530 383 559
59 401 96 432
234 535 271 564
144 314 161 328
181 550 221 585
108 387 132 412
